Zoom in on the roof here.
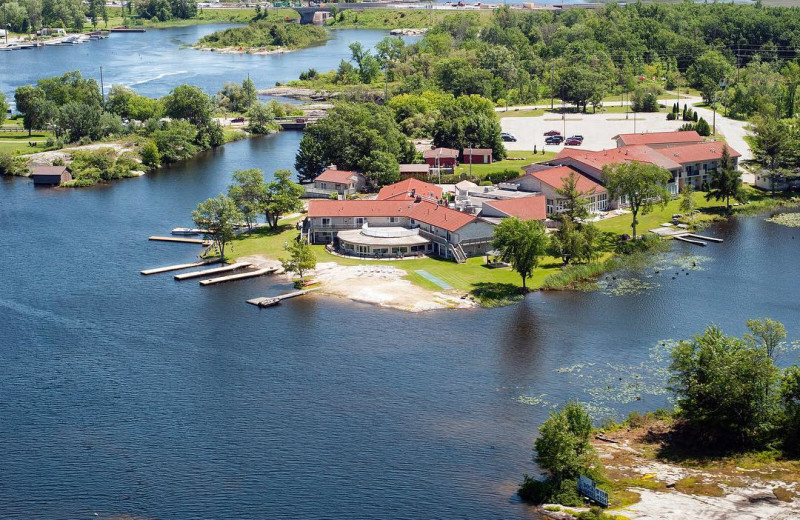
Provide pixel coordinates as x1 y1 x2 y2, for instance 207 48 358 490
308 199 477 232
31 166 69 175
422 147 459 159
529 166 604 194
613 131 703 147
652 142 741 164
555 145 682 172
482 196 547 221
314 168 362 184
377 178 443 201
462 148 493 155
398 164 430 173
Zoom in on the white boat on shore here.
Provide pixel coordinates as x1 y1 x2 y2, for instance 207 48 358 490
171 227 209 236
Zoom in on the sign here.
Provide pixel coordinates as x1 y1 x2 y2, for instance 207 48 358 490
577 475 609 507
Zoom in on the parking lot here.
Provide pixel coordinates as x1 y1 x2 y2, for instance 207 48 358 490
500 110 692 154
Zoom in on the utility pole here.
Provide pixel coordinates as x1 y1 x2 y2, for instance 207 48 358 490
550 61 554 110
100 66 105 107
468 143 472 178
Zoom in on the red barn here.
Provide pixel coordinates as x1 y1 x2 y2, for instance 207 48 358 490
423 148 459 168
462 148 493 164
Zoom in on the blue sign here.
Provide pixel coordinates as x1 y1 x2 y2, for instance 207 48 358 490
578 475 609 507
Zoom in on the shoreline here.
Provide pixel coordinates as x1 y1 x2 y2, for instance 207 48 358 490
194 45 298 55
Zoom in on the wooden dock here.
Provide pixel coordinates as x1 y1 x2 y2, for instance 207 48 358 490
682 233 723 243
199 267 277 286
149 235 211 245
174 262 251 281
140 260 216 276
674 235 706 246
247 287 320 307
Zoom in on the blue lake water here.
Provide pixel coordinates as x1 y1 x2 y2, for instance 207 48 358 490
1 24 799 520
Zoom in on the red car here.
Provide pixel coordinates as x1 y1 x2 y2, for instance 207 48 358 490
231 117 245 123
544 130 561 136
565 138 582 146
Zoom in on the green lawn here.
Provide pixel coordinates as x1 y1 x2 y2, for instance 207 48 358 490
454 150 557 178
0 131 51 155
499 108 546 118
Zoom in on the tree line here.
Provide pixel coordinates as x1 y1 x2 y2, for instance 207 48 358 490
521 317 800 507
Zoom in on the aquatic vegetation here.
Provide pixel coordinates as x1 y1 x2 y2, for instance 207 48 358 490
596 278 659 296
766 212 800 228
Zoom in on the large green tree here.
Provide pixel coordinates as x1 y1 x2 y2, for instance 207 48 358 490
261 170 304 228
281 238 317 283
228 169 266 232
162 84 212 126
192 194 243 262
431 94 506 160
687 50 734 104
491 218 548 292
706 146 742 211
602 162 672 238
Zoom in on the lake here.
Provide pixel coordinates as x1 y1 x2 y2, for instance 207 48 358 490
2 25 799 520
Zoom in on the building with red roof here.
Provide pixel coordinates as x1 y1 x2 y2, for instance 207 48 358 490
310 166 366 198
376 178 443 202
462 148 493 164
422 148 459 169
398 163 431 180
305 198 495 260
480 196 547 221
509 165 609 214
613 131 704 148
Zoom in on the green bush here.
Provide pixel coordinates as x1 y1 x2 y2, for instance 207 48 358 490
140 141 161 168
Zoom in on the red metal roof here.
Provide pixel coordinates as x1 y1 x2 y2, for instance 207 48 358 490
483 196 547 221
613 131 703 146
376 179 443 201
308 199 476 232
555 145 683 171
652 142 741 164
422 147 459 159
530 166 605 194
314 168 361 184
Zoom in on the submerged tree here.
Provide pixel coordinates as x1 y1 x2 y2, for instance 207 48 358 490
492 218 548 292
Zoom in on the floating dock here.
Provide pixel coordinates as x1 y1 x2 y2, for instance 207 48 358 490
174 262 251 281
140 260 216 276
149 235 212 246
247 287 320 307
199 267 277 286
681 233 723 243
674 235 706 246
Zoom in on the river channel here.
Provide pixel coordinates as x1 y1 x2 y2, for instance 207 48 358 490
2 25 799 520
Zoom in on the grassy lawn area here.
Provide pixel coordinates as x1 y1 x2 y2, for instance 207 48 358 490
454 150 557 178
0 131 51 155
499 108 546 118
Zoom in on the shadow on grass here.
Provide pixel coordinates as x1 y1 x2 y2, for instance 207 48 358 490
470 282 523 308
233 223 295 241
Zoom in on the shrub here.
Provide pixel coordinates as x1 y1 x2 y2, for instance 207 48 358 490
140 140 161 168
695 117 711 136
666 112 676 121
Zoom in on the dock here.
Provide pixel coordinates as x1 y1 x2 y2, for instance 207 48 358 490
149 235 212 246
199 267 277 286
682 233 723 243
174 262 251 281
247 287 320 307
674 235 706 246
140 260 216 276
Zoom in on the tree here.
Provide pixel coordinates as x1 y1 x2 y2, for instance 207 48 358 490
228 169 266 231
162 84 212 126
669 325 781 449
246 102 276 135
750 116 791 172
554 171 592 221
261 170 304 228
431 94 506 160
745 318 787 361
781 366 800 455
295 135 327 183
153 120 198 163
0 93 8 127
491 218 548 292
57 101 102 142
694 117 711 137
706 146 741 211
362 150 399 188
632 83 661 112
549 218 599 265
687 50 734 104
192 194 242 262
679 184 696 226
602 162 671 238
140 140 161 168
14 85 53 136
281 239 316 283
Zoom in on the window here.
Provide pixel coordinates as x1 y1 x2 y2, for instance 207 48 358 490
355 217 365 225
321 218 331 226
389 217 398 223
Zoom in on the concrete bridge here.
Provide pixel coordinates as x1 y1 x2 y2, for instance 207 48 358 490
294 2 395 25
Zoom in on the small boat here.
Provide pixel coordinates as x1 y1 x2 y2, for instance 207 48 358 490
257 298 281 308
171 227 207 236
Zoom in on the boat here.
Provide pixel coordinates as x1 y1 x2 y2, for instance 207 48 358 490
257 298 281 308
171 227 207 236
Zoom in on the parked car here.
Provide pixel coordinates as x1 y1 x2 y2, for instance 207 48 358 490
231 116 245 123
545 135 565 145
565 138 582 146
501 133 517 142
568 135 584 142
544 130 561 136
